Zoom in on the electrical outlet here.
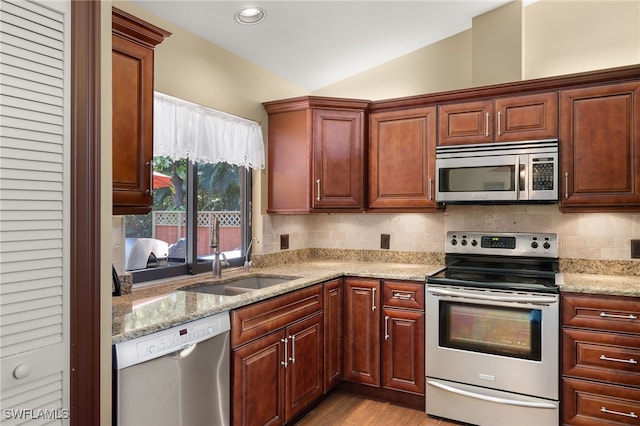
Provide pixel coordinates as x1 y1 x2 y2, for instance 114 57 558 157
631 240 640 259
380 234 390 250
280 234 289 250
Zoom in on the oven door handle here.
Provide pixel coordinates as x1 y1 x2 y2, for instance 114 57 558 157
427 288 558 304
427 380 558 409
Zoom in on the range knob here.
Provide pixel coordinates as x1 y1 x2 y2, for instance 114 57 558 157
451 238 457 246
543 242 551 249
531 241 539 249
471 239 478 246
461 239 467 246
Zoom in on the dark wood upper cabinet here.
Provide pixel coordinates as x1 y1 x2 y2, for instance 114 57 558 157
264 97 368 213
438 91 558 146
560 81 640 212
112 8 170 215
368 106 439 211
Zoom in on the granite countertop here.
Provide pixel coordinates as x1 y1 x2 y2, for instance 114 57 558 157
560 272 640 297
112 261 444 344
112 256 640 344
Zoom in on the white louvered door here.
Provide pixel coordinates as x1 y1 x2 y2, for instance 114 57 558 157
0 0 70 424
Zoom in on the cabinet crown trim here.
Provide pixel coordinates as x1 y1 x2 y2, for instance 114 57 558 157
112 7 171 47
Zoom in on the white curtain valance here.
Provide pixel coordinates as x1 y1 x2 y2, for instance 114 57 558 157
153 92 265 169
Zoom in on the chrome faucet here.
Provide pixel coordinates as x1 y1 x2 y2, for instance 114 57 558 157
244 237 259 271
212 249 229 279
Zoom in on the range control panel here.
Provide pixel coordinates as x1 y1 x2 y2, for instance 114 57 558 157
446 231 558 258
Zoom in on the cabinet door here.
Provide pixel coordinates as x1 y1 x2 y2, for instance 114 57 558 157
560 81 640 211
284 313 324 422
438 99 493 146
382 308 425 395
112 33 154 215
232 331 286 426
495 92 558 142
312 109 364 209
369 107 438 209
344 278 381 386
324 279 343 392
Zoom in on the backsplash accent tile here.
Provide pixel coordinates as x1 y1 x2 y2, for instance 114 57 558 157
251 248 444 268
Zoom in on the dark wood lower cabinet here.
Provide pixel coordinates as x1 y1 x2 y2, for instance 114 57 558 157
285 313 323 422
323 279 344 392
561 293 640 426
233 331 285 426
382 308 425 395
343 278 381 387
232 279 427 425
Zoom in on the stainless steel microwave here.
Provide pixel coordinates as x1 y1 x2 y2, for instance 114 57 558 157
435 139 558 203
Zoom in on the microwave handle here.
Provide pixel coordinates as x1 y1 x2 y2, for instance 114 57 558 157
514 156 520 200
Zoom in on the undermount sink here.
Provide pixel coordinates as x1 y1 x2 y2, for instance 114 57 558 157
184 275 300 296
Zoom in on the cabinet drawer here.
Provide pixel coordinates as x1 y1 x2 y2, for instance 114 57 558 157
231 284 322 347
382 281 424 310
563 377 640 425
563 329 640 388
562 293 640 335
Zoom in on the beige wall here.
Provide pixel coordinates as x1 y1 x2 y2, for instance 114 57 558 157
524 0 640 79
472 0 523 86
312 30 473 100
109 1 640 265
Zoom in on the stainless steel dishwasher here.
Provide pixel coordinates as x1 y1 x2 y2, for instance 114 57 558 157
113 311 230 426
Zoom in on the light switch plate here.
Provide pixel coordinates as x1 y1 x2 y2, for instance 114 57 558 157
631 240 640 259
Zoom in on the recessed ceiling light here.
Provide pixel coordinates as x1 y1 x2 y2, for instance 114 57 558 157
234 7 266 25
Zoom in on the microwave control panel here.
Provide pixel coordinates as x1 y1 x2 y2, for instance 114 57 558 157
531 158 555 191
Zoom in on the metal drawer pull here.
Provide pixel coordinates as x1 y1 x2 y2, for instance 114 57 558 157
392 292 413 300
289 335 296 364
600 354 638 364
384 316 390 341
372 288 377 311
281 337 288 368
600 407 638 419
600 312 638 320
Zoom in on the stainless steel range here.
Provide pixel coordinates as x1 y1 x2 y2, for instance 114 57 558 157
425 231 561 426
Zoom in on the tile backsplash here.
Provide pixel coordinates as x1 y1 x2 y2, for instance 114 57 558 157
261 204 640 261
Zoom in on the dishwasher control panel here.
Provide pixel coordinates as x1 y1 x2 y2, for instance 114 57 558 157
114 311 231 369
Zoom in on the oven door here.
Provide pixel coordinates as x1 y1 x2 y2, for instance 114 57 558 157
426 285 559 400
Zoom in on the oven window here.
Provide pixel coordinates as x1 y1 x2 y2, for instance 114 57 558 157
439 301 542 361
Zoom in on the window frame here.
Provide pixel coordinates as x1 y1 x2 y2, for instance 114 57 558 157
129 161 252 283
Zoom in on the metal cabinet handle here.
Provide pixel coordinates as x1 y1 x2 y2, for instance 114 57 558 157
146 161 152 195
564 171 569 199
371 288 377 311
316 179 321 202
600 312 638 320
384 316 390 340
392 292 413 300
289 335 296 364
600 354 638 364
601 406 638 419
281 337 288 368
428 178 433 200
497 111 502 136
485 112 490 137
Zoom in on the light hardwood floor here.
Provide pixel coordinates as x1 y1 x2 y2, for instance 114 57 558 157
296 390 467 426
